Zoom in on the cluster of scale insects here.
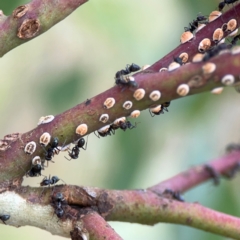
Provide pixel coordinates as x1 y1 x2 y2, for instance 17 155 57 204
3 1 240 225
20 134 89 220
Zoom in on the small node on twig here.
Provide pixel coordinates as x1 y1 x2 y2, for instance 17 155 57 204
180 31 194 44
202 62 216 75
122 101 133 110
159 67 168 72
149 90 161 102
39 132 51 147
32 156 41 166
213 28 224 43
133 88 145 101
179 52 189 63
24 141 36 155
38 115 55 125
17 19 40 39
208 11 222 22
3 132 21 142
0 140 10 151
176 84 190 96
204 164 220 185
226 19 238 32
103 97 115 109
198 38 211 53
130 110 140 118
211 87 224 95
76 124 88 136
168 61 180 72
192 53 204 62
12 5 28 18
221 74 235 86
99 114 109 124
187 75 204 88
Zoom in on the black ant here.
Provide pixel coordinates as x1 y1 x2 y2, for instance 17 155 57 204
203 34 240 62
163 189 184 202
173 57 184 65
230 34 240 45
119 121 136 131
184 13 208 33
205 164 220 185
95 125 115 138
203 43 231 61
0 215 10 225
223 162 240 179
111 118 136 131
52 192 66 218
218 0 239 11
44 137 61 162
115 63 141 77
226 143 240 152
162 101 171 111
149 101 171 117
85 99 91 106
115 63 140 88
40 175 61 187
26 164 43 177
65 137 87 161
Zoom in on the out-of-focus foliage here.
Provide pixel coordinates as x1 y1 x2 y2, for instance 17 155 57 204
0 0 240 239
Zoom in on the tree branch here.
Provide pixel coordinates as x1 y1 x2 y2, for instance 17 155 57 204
0 0 88 57
1 1 240 239
149 150 240 194
1 150 240 238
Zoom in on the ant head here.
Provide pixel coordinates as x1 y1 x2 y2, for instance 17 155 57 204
52 137 59 147
55 192 64 201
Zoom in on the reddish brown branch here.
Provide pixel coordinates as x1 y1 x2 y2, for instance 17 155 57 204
149 150 240 194
1 48 240 188
82 211 122 240
0 0 88 57
146 3 240 72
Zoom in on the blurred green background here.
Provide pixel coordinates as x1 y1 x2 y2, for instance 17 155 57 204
0 0 240 239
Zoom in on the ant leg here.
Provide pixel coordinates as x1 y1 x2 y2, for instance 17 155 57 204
149 109 155 117
82 135 89 150
64 156 72 161
94 131 100 139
